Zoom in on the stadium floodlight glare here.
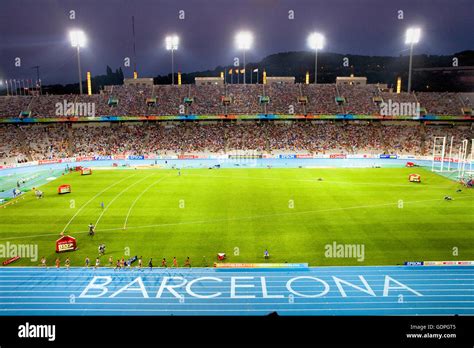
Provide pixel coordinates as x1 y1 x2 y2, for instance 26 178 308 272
307 32 325 84
405 27 421 45
235 31 253 50
165 35 179 85
69 30 86 48
405 27 421 93
235 31 253 84
69 30 86 95
307 32 324 50
165 35 179 51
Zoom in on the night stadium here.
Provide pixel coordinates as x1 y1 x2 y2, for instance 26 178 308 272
0 0 473 346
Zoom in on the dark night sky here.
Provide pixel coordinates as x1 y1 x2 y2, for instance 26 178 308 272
0 0 473 85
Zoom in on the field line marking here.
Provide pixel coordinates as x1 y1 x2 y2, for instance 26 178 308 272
104 195 474 233
123 174 171 230
183 173 463 189
94 173 155 228
3 195 472 240
61 173 136 234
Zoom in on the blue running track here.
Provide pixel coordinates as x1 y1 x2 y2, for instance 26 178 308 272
0 266 473 316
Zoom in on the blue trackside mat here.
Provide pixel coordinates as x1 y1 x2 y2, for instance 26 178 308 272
0 266 473 316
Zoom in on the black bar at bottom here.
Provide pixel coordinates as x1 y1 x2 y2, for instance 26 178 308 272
0 315 473 346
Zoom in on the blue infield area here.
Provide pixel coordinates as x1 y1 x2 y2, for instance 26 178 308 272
0 266 473 316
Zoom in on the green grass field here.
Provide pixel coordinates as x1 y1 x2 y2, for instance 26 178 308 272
0 167 472 266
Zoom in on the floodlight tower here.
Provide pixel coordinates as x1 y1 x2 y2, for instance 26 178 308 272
307 32 325 85
405 27 421 93
165 35 179 85
235 31 253 84
69 30 86 95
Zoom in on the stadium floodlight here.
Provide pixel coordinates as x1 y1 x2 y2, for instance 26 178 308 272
405 27 421 45
69 30 86 48
235 31 253 84
307 32 325 85
69 30 86 95
405 27 421 93
165 35 179 85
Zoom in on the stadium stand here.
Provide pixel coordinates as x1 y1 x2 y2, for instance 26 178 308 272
339 85 380 115
0 96 33 117
1 122 472 163
303 84 342 115
266 83 301 114
1 84 473 117
416 92 466 115
1 84 472 164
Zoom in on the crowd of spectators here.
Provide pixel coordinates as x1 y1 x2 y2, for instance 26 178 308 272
266 84 302 114
1 121 471 164
188 85 225 115
416 92 468 115
224 85 263 114
0 124 69 161
1 84 471 118
339 85 380 115
0 96 32 117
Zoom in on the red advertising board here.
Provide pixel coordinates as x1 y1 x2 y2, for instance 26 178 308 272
434 157 458 162
58 184 71 194
39 159 61 165
76 156 94 162
56 235 77 253
2 256 20 266
329 154 347 159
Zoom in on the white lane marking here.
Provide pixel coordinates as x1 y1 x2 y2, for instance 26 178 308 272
61 174 136 233
94 173 155 228
123 174 171 229
93 195 474 234
2 181 471 240
184 173 463 189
